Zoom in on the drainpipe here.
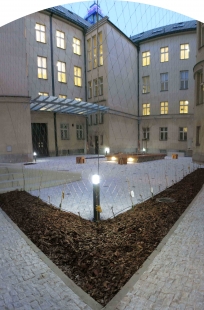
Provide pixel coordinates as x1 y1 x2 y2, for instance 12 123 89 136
50 14 58 156
136 44 140 153
84 29 89 154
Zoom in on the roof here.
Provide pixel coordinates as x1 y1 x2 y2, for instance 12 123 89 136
30 96 109 116
131 20 197 44
46 6 91 30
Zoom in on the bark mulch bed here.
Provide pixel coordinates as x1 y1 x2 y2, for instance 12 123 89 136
0 168 204 306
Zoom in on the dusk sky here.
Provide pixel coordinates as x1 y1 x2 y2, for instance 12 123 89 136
63 1 193 37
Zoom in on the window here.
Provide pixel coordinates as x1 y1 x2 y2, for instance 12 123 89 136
180 44 189 59
100 135 103 145
88 81 92 98
180 71 188 89
161 47 168 62
38 92 48 96
143 128 149 140
196 126 201 146
87 39 92 71
160 127 168 140
59 95 67 99
93 35 97 68
160 101 168 114
37 56 47 79
179 127 187 141
199 22 204 47
73 37 81 55
98 77 103 95
74 66 82 87
60 124 69 140
197 71 204 104
180 100 188 114
56 31 65 49
99 32 103 66
76 124 84 139
35 23 46 43
94 114 98 125
160 73 168 91
142 51 150 66
99 112 104 124
75 98 82 101
93 78 98 96
57 61 66 83
142 76 150 93
88 114 92 126
143 103 150 115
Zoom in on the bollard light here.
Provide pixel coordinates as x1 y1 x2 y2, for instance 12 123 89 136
105 147 110 155
92 174 100 221
33 152 37 162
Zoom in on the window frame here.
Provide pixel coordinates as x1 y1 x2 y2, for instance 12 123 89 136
160 101 168 114
60 123 69 140
74 66 82 87
179 100 189 114
56 30 65 49
93 35 97 68
98 32 103 66
160 127 168 141
76 124 84 140
160 73 168 91
142 103 150 116
93 78 98 97
88 81 92 98
57 61 66 83
143 127 150 140
142 76 150 94
179 127 187 141
87 38 92 71
73 37 81 55
142 51 150 66
37 56 47 79
98 76 103 96
160 46 169 62
180 43 189 60
180 70 189 90
35 23 46 43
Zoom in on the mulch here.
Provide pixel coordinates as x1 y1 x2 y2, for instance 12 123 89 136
0 168 204 306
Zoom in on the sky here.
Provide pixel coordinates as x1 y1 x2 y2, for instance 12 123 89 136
63 0 193 37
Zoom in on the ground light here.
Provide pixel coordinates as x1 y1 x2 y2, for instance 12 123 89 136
33 152 37 162
92 174 101 221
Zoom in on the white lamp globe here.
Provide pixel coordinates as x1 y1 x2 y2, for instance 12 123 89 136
92 174 100 185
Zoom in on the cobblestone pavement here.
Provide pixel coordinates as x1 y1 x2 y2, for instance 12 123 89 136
0 210 97 310
112 186 204 310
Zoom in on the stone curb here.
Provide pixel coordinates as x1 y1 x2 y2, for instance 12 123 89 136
0 208 102 310
103 184 204 309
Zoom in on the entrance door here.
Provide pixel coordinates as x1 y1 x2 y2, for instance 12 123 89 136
95 136 99 154
31 123 49 157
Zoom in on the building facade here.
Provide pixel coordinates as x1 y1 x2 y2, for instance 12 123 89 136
0 4 198 162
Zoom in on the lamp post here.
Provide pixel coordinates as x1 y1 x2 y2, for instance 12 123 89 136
33 152 37 162
92 174 100 222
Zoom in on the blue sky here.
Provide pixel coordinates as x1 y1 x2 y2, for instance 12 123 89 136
63 1 193 37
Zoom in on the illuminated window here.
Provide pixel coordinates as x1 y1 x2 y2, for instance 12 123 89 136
180 100 188 113
88 81 92 98
142 76 150 93
180 71 188 89
143 103 150 115
160 127 168 140
98 77 103 95
56 31 65 49
76 124 84 139
143 128 149 140
99 32 103 66
60 124 69 140
87 39 92 71
75 98 82 101
93 78 98 96
161 47 168 62
73 37 81 55
38 92 48 96
160 101 168 114
59 95 67 99
160 73 168 91
142 51 150 66
93 35 97 68
37 57 47 79
74 66 82 87
180 44 189 59
35 23 46 43
57 61 66 83
179 127 187 141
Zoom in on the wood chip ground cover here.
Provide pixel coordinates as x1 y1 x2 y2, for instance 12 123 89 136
0 168 204 306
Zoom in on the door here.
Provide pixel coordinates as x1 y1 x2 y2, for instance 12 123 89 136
31 123 49 157
95 135 99 154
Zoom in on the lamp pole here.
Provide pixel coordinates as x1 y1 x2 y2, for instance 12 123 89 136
92 174 100 222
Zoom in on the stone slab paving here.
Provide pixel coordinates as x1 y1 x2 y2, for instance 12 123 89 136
0 209 101 310
105 186 204 310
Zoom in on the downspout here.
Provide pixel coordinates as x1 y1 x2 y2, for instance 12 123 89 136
136 44 140 153
50 14 58 156
84 29 89 154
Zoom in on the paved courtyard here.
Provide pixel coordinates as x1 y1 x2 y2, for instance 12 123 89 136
0 156 204 309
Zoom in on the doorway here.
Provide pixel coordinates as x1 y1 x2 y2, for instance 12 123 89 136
31 123 49 157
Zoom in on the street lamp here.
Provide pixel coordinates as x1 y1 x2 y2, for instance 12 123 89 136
33 152 37 162
92 174 100 222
